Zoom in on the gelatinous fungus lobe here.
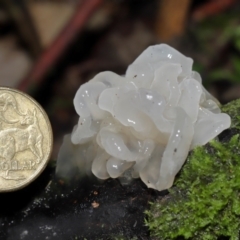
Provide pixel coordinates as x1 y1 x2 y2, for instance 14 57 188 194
57 44 231 191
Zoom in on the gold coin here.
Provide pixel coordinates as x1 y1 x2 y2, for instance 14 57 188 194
0 87 53 192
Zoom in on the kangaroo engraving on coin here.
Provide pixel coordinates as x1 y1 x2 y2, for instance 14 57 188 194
0 87 53 192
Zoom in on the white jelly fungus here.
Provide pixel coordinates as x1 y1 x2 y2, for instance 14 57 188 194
56 44 231 191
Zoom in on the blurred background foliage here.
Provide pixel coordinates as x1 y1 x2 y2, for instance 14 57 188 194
0 0 239 157
1 1 240 239
189 5 240 101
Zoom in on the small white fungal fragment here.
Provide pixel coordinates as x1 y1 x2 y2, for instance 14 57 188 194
56 44 231 191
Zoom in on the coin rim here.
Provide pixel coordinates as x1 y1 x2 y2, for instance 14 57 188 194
0 87 53 192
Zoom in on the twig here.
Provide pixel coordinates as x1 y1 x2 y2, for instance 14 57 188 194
18 0 103 93
192 0 237 21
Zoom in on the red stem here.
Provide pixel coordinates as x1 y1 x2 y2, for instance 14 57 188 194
18 0 103 92
192 0 237 21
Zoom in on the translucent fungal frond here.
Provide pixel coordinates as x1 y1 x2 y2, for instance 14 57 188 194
57 44 231 191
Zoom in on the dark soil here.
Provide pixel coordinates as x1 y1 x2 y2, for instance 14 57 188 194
0 164 165 240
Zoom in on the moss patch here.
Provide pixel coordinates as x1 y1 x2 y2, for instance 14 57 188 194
222 98 240 129
145 99 240 240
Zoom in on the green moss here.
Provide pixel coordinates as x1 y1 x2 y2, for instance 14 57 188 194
222 98 240 129
145 99 240 240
